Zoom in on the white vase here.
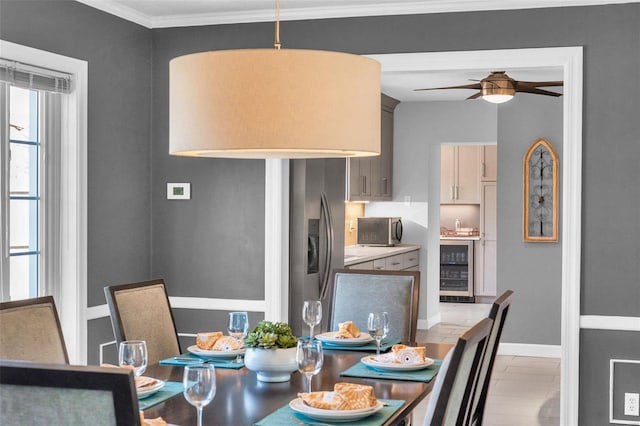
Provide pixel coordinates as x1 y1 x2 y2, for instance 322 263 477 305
244 347 298 382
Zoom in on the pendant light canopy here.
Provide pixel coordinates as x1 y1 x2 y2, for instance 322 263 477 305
169 48 381 159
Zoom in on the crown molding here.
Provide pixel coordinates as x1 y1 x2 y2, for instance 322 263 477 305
75 0 638 29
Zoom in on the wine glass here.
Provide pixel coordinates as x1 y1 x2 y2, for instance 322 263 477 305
296 339 323 393
228 311 249 363
118 340 148 377
302 300 322 339
183 364 216 426
367 312 389 355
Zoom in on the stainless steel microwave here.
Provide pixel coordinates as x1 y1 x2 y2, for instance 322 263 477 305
357 217 403 246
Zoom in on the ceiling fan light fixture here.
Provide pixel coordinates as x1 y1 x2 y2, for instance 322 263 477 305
481 72 516 103
169 1 381 159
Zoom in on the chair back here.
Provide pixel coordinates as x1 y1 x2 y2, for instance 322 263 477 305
424 317 493 426
328 269 420 343
468 290 514 425
0 359 140 426
104 279 181 365
0 296 69 363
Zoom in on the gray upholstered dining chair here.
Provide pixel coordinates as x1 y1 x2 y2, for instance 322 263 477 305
327 269 420 344
467 290 514 426
0 296 69 364
0 359 140 426
423 317 493 426
104 278 181 365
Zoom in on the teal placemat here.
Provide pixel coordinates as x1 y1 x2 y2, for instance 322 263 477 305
138 381 183 410
320 339 401 352
159 353 244 369
340 359 442 382
253 399 404 426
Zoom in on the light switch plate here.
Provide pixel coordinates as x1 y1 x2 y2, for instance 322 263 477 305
167 183 191 200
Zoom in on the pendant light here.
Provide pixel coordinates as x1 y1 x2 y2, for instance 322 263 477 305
169 1 381 159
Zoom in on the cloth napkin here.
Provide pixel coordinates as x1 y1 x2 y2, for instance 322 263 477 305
159 353 244 369
138 381 183 410
253 399 404 426
320 339 401 352
339 359 442 382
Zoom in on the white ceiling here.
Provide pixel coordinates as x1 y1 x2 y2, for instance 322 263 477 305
76 0 619 102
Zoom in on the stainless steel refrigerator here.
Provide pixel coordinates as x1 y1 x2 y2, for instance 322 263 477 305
289 159 345 336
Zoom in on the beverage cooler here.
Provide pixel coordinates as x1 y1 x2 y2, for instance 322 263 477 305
440 240 474 302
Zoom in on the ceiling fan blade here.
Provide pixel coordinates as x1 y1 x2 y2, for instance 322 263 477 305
517 80 564 88
516 87 563 97
414 82 482 92
466 92 483 100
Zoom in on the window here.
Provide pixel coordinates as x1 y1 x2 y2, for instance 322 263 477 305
1 65 65 302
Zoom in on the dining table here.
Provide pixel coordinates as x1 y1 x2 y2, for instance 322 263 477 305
142 342 452 426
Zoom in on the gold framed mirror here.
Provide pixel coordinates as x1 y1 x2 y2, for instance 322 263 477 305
523 138 559 242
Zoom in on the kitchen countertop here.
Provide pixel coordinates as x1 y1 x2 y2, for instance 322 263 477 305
344 244 421 266
440 236 480 241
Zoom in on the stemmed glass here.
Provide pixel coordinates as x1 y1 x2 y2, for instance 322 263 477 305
367 312 389 355
118 340 148 377
183 364 216 426
296 339 324 393
302 300 322 339
228 311 249 363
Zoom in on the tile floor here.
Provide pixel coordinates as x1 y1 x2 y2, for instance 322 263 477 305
412 302 560 426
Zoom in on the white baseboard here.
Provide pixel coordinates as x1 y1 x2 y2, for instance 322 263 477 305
417 313 441 330
497 343 561 358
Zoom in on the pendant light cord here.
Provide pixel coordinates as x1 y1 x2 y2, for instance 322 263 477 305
274 0 281 49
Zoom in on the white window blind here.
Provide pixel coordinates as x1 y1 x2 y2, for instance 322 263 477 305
0 59 71 93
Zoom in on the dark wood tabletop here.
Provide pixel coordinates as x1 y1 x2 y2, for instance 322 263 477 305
143 342 453 426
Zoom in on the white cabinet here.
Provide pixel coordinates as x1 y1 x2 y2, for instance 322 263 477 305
440 145 481 204
475 182 497 296
481 145 497 181
347 249 420 272
347 94 399 201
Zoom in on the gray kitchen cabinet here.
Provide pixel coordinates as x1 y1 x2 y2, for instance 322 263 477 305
481 145 497 181
347 93 399 201
475 182 497 296
440 145 482 204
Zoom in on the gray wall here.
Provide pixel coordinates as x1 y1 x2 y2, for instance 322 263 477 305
497 94 563 345
2 2 639 422
0 1 152 363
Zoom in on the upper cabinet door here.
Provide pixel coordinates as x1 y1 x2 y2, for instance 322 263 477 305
455 146 482 203
441 145 481 204
440 145 456 203
346 93 398 202
481 145 497 181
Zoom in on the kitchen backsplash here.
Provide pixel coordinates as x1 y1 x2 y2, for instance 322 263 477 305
440 204 480 232
344 202 365 246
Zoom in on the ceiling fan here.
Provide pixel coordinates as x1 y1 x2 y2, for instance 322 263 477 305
414 71 563 104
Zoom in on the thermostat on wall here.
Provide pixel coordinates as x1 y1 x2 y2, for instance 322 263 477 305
167 183 191 200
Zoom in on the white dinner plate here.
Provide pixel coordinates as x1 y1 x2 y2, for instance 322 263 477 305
289 397 384 422
136 378 165 399
187 344 246 359
361 355 434 371
315 332 373 346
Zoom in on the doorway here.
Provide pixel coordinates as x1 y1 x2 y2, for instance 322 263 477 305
367 47 583 425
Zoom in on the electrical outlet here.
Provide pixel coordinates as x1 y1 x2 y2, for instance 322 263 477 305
625 392 640 417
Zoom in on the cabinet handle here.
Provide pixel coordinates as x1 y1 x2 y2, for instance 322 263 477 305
454 186 459 200
361 176 365 194
363 176 367 194
391 262 401 265
382 177 388 195
482 162 486 177
450 186 454 201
